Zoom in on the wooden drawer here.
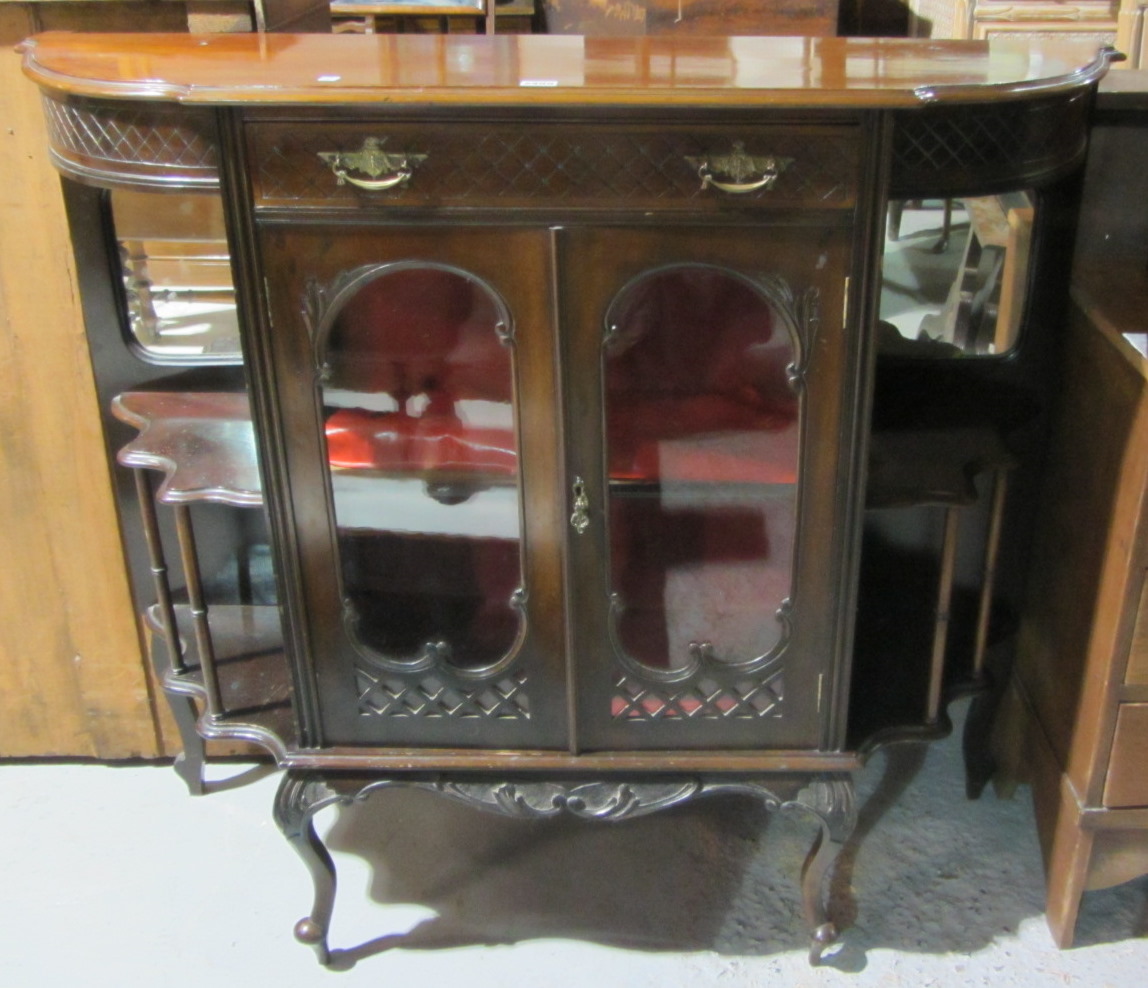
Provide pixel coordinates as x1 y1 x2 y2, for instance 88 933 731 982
1105 703 1148 807
1129 573 1148 685
246 120 860 212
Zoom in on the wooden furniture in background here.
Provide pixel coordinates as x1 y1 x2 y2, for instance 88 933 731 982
903 0 1143 68
1132 2 1148 64
331 0 492 33
534 0 839 35
328 0 536 34
256 0 331 31
993 74 1148 947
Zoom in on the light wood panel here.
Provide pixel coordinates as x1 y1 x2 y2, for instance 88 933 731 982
0 6 160 758
1127 578 1148 684
1105 704 1148 806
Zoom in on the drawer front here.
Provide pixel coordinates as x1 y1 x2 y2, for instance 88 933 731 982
247 121 859 212
1127 573 1148 685
1105 703 1148 807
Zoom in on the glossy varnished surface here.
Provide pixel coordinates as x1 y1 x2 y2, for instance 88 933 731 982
21 31 1115 107
112 391 262 506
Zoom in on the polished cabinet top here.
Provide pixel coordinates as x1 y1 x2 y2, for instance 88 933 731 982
21 32 1115 108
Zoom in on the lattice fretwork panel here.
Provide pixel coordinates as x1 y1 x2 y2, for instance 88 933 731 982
357 667 531 720
41 96 219 187
890 92 1090 197
612 671 785 721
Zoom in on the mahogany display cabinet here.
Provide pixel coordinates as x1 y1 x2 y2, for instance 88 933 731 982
20 31 1117 962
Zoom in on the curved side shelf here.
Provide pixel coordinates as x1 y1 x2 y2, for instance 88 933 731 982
852 673 995 762
146 603 294 761
112 391 263 506
854 421 1017 752
865 426 1015 510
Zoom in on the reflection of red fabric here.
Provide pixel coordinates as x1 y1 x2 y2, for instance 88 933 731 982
326 396 797 482
325 409 410 470
326 266 803 485
324 268 520 475
325 407 517 475
328 268 511 404
605 268 799 487
409 391 517 475
611 695 742 717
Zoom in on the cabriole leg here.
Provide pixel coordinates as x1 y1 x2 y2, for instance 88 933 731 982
800 822 844 962
269 772 856 965
702 775 857 962
273 772 344 965
788 778 856 963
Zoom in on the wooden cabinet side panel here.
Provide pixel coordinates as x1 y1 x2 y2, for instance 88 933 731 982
1013 301 1148 792
0 20 159 758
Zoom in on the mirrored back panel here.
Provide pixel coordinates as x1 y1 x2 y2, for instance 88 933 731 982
110 189 241 363
880 194 1035 358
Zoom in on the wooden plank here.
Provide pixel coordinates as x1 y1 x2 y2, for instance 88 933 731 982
1013 276 1148 810
1012 297 1147 790
994 204 1033 354
0 7 160 758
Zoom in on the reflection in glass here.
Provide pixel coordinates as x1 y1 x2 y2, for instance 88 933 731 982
604 265 799 674
111 190 241 361
319 263 523 671
880 194 1034 356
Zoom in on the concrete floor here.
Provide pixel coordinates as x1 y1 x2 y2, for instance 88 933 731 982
2 700 1145 987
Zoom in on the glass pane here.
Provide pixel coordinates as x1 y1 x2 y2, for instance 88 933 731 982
880 193 1034 357
110 190 241 362
320 264 522 670
604 265 799 672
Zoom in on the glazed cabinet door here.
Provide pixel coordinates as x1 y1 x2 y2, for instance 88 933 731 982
257 225 569 748
559 226 856 751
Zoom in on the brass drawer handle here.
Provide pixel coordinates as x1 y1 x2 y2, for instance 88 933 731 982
318 138 427 192
700 170 779 194
570 477 590 535
687 142 792 195
333 167 410 192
